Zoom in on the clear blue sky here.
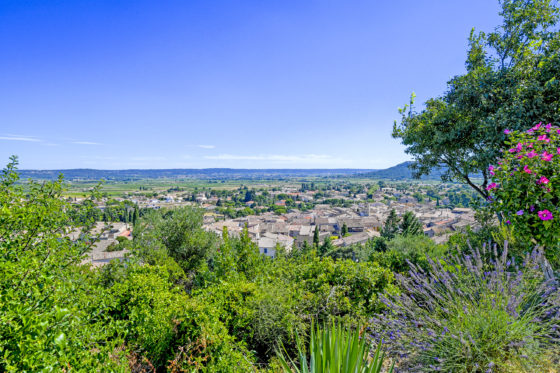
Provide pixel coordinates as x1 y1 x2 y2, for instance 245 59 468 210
0 0 502 169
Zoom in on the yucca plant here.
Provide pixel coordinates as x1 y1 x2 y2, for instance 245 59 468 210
276 323 393 373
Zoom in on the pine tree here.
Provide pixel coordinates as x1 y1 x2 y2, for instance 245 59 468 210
381 209 400 240
400 211 423 236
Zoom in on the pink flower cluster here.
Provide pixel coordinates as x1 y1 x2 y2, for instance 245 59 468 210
495 122 558 223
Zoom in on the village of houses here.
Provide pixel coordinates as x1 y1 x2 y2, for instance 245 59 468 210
201 186 475 258
83 182 477 265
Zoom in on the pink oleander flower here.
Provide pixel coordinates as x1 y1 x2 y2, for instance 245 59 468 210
527 143 534 148
538 210 553 221
545 123 552 132
504 129 512 134
488 165 495 176
538 176 549 184
527 150 537 158
516 154 524 159
523 165 532 174
486 183 498 191
542 151 554 161
557 148 560 155
538 135 550 143
532 122 542 131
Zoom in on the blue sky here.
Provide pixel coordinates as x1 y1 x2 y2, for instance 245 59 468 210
0 0 501 169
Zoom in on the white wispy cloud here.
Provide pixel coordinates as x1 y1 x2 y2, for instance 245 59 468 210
198 145 215 149
0 136 41 142
72 141 103 145
204 154 335 162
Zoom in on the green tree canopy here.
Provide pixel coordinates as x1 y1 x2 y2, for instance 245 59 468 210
134 206 219 273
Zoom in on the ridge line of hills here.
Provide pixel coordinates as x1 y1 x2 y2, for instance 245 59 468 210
17 161 445 180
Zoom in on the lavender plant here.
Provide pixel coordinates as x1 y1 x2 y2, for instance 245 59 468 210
370 242 560 372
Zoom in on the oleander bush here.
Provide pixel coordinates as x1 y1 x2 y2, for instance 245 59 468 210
370 242 560 372
489 123 560 264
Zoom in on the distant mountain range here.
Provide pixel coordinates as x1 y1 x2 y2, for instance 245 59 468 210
17 162 447 181
359 161 447 180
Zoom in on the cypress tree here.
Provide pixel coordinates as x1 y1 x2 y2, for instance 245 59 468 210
341 222 348 237
133 207 139 225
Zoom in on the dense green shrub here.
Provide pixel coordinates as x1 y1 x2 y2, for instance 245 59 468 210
104 263 256 371
0 157 127 371
289 255 396 322
369 235 447 273
192 245 396 365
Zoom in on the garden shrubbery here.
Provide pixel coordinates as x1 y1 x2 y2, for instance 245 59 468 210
489 123 560 265
370 242 560 372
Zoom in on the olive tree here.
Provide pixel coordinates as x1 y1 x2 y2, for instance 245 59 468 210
393 0 560 199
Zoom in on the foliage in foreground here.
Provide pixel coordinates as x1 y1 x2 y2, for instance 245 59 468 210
370 242 560 372
0 157 127 371
277 323 393 373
